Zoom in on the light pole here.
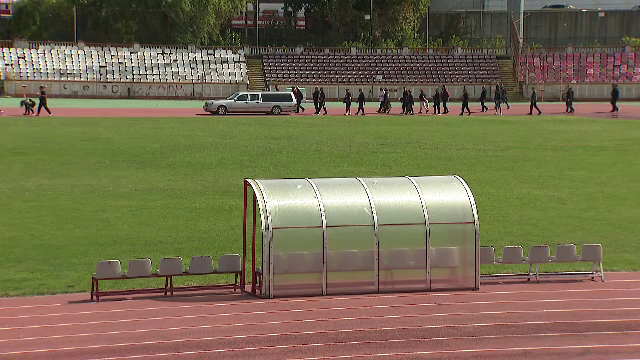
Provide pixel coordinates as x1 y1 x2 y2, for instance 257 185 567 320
370 0 373 47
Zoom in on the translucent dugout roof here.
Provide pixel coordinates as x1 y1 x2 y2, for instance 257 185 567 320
243 176 479 298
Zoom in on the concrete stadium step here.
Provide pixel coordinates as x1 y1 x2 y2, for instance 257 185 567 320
247 58 265 91
498 59 526 101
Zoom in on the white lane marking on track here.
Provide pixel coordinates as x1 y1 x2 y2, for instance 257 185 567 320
45 331 636 359
0 319 640 356
0 288 640 320
292 344 640 359
2 306 639 343
3 296 640 331
0 304 62 311
2 285 640 317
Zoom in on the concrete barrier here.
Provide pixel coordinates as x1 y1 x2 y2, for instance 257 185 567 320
3 80 248 100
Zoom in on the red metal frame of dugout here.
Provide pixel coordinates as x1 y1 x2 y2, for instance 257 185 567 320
242 180 261 296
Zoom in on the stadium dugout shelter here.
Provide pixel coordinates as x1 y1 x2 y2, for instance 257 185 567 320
242 176 479 298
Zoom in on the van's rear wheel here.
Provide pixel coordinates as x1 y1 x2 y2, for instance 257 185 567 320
271 106 282 115
217 106 228 115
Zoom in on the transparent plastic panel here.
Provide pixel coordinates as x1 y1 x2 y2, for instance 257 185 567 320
411 176 474 224
259 179 322 228
378 225 428 291
361 177 426 225
429 223 476 290
258 179 323 297
312 178 376 294
362 177 428 291
272 228 323 296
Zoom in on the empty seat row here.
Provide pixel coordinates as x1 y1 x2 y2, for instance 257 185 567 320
519 53 640 83
91 254 241 301
263 53 500 85
0 46 247 84
480 244 604 281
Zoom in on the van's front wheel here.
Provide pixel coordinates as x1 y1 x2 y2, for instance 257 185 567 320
271 106 282 115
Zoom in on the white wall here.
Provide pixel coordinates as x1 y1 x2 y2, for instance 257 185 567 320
523 83 640 100
3 80 247 99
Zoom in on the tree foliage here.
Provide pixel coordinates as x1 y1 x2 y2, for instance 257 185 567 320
7 0 245 45
283 0 430 47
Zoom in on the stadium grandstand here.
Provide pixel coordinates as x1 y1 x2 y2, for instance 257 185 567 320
0 45 246 83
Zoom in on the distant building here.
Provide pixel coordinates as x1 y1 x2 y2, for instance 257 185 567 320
233 2 306 29
429 0 638 11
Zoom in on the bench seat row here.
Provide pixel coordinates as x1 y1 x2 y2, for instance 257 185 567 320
480 244 604 281
91 254 241 301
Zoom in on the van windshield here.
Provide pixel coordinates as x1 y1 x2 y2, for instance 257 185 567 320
226 93 239 100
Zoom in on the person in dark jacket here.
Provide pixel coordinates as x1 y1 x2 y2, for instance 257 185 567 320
406 90 415 115
383 88 391 113
294 86 305 113
21 98 36 115
401 87 408 114
501 85 510 109
433 89 441 115
441 85 449 114
318 87 328 115
610 84 620 112
493 84 502 115
312 87 320 114
565 86 575 113
528 86 542 115
479 85 488 112
418 88 429 114
377 87 385 113
460 87 471 116
343 88 352 116
37 85 52 116
356 88 366 115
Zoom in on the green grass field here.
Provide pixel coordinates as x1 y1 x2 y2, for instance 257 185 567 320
1 114 639 296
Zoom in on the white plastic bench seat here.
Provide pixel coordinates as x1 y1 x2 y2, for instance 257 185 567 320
124 258 153 277
156 257 183 276
93 260 122 279
528 245 553 281
186 256 214 274
479 246 495 265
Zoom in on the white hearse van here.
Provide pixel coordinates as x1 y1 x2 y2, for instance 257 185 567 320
203 91 297 115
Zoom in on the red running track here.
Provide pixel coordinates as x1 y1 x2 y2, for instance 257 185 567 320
1 272 640 359
1 102 639 119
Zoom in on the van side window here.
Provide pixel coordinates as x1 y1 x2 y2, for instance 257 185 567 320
236 94 248 101
249 94 260 101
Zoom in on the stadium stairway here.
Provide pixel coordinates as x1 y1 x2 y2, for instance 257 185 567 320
247 58 266 91
498 59 526 101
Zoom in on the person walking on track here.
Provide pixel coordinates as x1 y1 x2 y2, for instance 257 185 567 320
356 89 366 115
610 84 620 112
317 87 328 116
377 87 385 113
460 87 471 116
501 84 510 109
528 86 542 115
343 89 352 116
565 86 575 113
493 84 502 115
312 87 320 114
37 85 52 116
406 90 415 115
479 85 488 112
441 85 450 114
294 87 305 113
418 88 429 114
433 89 441 115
